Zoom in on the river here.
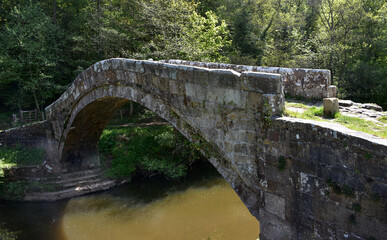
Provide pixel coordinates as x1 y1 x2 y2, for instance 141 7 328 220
0 165 259 240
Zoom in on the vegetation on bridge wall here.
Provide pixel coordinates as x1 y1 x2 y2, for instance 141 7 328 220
0 0 385 114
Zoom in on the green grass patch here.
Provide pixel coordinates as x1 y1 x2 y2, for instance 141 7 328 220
334 114 387 139
377 116 387 124
285 101 313 109
284 106 324 121
99 125 202 180
285 103 387 139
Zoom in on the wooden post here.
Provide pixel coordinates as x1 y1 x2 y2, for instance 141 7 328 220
28 111 31 123
20 110 23 123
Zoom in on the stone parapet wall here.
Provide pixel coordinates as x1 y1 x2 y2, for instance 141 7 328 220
256 117 387 240
0 121 60 172
160 60 336 99
0 121 51 147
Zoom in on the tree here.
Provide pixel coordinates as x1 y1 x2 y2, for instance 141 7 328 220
0 1 64 110
134 0 231 62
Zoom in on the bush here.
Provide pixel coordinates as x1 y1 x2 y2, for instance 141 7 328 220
0 145 45 166
99 125 202 180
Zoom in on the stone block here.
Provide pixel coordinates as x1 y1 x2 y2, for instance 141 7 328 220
241 71 281 94
264 192 286 219
176 65 194 82
208 69 240 88
258 209 296 240
246 92 263 111
184 82 206 101
323 98 339 117
192 67 209 85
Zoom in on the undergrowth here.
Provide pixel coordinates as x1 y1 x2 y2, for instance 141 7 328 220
98 125 202 180
0 145 45 177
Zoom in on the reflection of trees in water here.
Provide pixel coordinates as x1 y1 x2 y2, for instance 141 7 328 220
0 225 19 240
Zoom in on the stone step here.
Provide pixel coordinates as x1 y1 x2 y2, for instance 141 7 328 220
61 177 107 189
24 179 117 201
54 168 103 180
44 172 103 186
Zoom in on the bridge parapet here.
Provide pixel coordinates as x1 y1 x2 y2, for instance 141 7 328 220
160 59 336 99
257 117 387 239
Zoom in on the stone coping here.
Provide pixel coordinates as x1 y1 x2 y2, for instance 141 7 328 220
277 116 387 147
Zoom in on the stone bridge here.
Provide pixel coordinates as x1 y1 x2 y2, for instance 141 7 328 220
0 59 386 240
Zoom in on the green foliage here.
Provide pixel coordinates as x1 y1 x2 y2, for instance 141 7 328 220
342 185 354 197
3 180 26 200
0 226 19 240
0 145 45 167
277 156 286 171
99 125 202 180
0 145 45 179
0 0 386 112
0 1 65 110
353 203 361 212
326 178 355 198
134 0 231 61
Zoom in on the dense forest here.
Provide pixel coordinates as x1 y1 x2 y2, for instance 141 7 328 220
0 0 386 111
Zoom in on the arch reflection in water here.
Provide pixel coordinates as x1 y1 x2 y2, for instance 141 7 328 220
59 178 260 240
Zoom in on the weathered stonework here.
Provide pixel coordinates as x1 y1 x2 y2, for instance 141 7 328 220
0 58 385 240
160 59 337 99
258 117 387 240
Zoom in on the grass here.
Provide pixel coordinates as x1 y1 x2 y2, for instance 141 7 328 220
285 102 314 109
377 116 387 124
284 102 387 139
284 105 324 121
335 115 387 139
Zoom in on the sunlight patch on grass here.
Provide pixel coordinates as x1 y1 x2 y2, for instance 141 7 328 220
334 114 387 139
285 101 312 109
377 116 387 124
284 106 387 139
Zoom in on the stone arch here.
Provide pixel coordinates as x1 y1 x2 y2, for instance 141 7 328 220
45 58 284 221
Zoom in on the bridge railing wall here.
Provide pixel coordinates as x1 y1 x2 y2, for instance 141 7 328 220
256 116 387 239
160 60 336 100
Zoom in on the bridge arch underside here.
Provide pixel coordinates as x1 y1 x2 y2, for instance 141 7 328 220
59 84 262 218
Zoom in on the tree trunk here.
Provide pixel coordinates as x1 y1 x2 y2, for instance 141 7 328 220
32 89 40 111
52 0 57 24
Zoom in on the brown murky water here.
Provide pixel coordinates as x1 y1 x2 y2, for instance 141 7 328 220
58 178 259 240
0 166 259 240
